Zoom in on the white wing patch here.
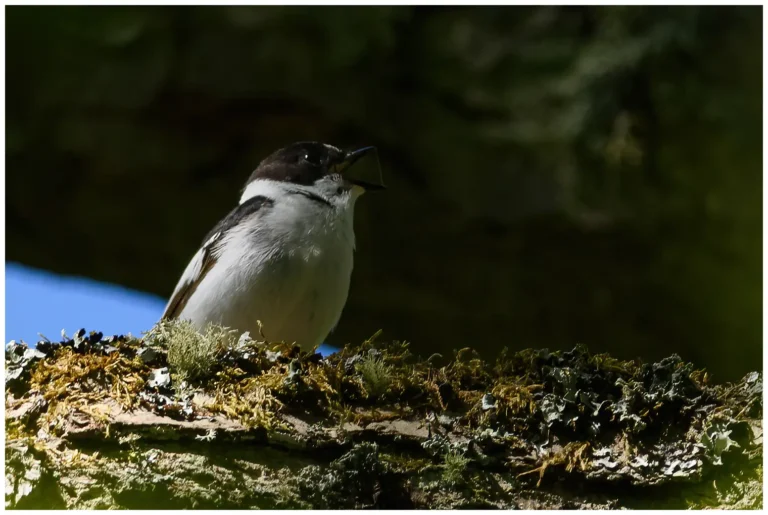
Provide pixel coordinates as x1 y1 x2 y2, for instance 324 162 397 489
161 232 222 320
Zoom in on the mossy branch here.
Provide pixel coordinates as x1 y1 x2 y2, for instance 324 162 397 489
4 323 763 509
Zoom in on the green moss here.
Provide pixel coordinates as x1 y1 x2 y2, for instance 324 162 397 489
442 451 470 485
379 452 431 474
5 323 762 509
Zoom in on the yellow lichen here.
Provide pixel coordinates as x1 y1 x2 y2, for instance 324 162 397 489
28 346 147 433
517 442 591 487
207 375 287 431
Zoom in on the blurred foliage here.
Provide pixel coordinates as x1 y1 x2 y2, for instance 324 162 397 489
5 6 761 380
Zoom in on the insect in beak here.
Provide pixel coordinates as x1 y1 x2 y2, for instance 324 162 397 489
333 147 386 191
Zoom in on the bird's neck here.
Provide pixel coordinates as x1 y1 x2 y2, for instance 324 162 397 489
240 179 295 204
240 179 357 249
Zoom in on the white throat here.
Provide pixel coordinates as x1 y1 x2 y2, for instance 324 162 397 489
240 179 297 204
238 178 358 251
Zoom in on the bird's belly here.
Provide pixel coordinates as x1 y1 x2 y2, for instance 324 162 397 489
180 241 353 350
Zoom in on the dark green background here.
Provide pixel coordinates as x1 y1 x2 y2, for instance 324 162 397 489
6 6 762 380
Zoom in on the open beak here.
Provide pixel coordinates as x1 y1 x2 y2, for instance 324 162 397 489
334 146 386 191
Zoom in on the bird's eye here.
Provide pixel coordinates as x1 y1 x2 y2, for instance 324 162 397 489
336 187 344 195
300 153 322 167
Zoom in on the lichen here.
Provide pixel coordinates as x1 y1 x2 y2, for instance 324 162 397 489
297 442 392 509
26 344 147 435
517 441 591 487
207 376 286 431
4 325 763 509
441 450 470 485
147 319 239 382
356 355 393 399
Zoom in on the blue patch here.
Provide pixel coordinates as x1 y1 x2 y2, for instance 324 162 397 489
317 343 340 357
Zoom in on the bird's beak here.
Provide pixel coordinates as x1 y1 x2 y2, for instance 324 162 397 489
334 146 386 191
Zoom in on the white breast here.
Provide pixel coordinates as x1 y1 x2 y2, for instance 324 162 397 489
177 181 357 350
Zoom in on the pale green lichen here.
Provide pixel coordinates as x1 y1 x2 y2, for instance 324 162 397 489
442 451 470 485
4 324 763 509
147 319 239 381
356 356 393 399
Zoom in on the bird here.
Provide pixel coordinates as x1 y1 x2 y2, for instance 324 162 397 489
161 141 384 350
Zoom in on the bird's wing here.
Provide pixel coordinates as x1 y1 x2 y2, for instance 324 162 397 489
161 195 274 320
161 232 221 320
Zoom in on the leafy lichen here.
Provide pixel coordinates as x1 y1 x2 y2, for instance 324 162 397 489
4 324 763 509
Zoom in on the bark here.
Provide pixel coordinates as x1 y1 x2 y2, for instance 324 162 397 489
5 329 762 509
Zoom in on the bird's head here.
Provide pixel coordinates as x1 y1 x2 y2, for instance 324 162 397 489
241 142 384 208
